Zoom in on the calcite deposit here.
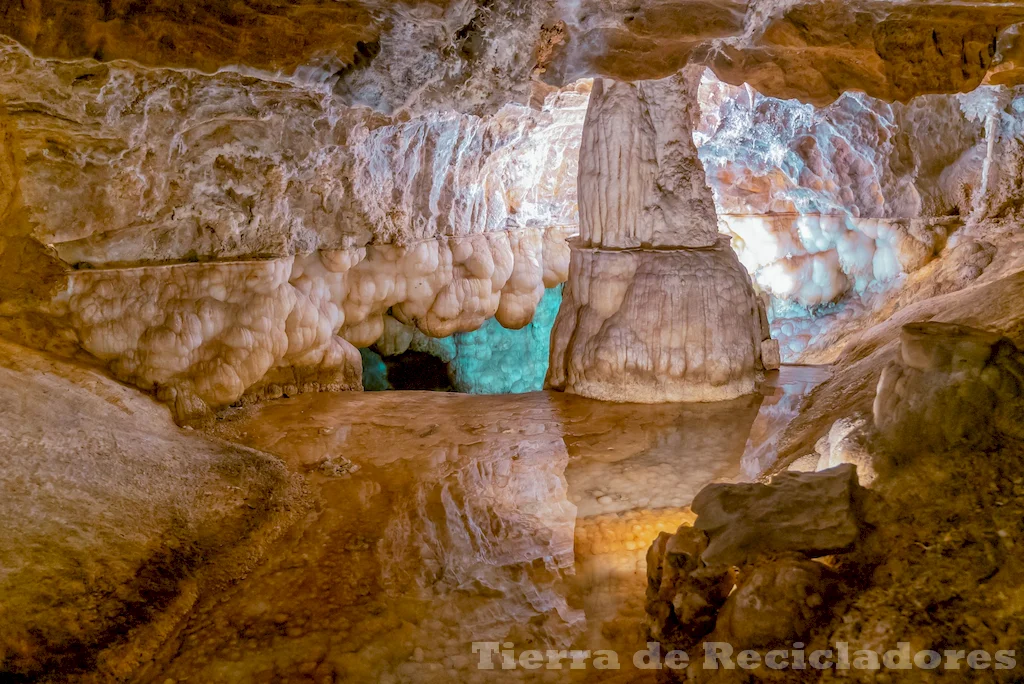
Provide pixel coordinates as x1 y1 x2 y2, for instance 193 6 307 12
0 34 585 418
548 74 768 403
366 286 564 394
54 229 570 422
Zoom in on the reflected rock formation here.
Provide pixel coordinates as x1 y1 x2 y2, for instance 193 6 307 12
153 392 583 683
142 381 790 682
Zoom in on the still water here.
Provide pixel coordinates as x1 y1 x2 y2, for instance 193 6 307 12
146 368 828 683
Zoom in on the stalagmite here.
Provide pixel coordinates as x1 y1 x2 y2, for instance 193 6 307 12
547 74 770 403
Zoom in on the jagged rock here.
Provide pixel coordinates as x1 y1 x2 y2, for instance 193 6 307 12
692 464 865 567
874 322 1024 454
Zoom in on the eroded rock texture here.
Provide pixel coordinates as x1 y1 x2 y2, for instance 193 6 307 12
692 464 865 566
548 242 766 402
548 74 768 402
693 72 1000 361
643 471 853 678
0 38 586 262
11 0 1024 113
550 1 1024 105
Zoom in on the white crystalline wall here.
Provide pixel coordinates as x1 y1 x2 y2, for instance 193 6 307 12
56 229 570 422
692 72 1010 361
0 36 585 414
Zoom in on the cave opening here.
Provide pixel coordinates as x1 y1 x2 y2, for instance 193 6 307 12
372 349 455 391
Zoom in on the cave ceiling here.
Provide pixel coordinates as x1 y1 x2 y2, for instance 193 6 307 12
3 0 1024 108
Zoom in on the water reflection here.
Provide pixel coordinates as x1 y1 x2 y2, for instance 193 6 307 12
742 366 832 478
148 370 825 683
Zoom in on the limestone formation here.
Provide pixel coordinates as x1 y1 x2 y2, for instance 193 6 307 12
55 231 569 423
547 74 768 403
577 78 718 249
548 241 766 402
549 1 1024 105
0 340 304 680
644 526 735 649
692 72 1017 363
10 1 1024 111
7 4 1024 684
0 38 586 262
0 35 587 418
874 321 1024 454
692 464 865 566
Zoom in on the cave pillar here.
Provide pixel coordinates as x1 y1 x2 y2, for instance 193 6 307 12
546 73 774 402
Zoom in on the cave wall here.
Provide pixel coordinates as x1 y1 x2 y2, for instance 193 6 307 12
692 73 1024 361
6 2 1024 407
0 35 584 419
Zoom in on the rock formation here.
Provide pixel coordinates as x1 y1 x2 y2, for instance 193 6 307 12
644 467 859 678
0 37 585 421
875 321 1024 455
692 464 865 566
6 3 1024 683
547 74 771 403
0 340 304 680
692 72 1002 362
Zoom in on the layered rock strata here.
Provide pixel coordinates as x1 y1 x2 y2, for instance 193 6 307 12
547 75 767 402
7 0 1024 110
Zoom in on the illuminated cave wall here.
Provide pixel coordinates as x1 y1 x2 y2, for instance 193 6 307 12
367 72 1012 377
363 285 562 393
693 71 1004 361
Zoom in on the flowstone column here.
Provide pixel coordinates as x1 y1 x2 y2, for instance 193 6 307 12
546 74 773 403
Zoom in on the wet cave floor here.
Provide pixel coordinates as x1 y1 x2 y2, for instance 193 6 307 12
142 367 830 684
